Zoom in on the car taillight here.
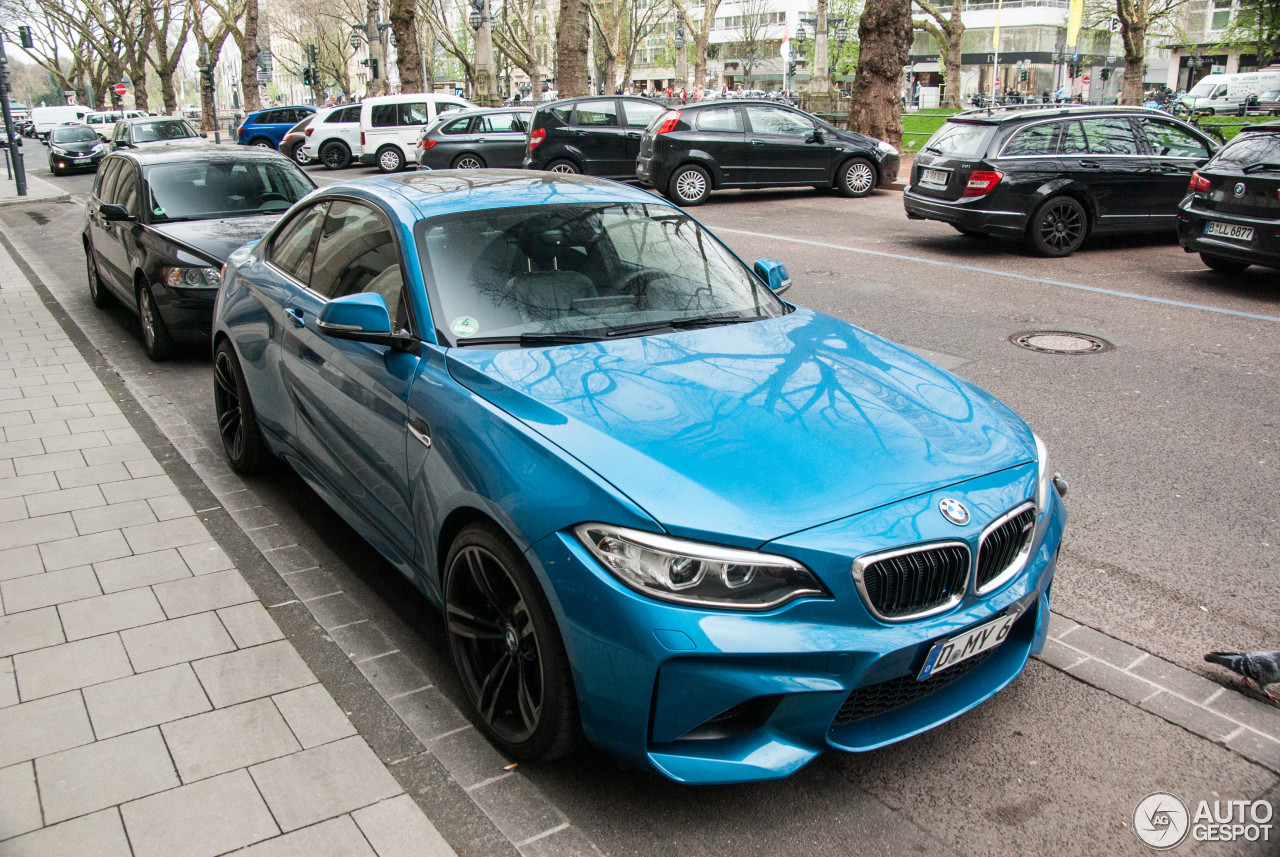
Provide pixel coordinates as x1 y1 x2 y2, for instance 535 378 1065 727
361 131 366 145
961 169 1003 197
529 128 545 151
1187 170 1212 193
304 127 313 137
419 138 436 150
654 111 681 135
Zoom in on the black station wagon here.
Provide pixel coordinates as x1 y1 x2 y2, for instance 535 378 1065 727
904 106 1220 256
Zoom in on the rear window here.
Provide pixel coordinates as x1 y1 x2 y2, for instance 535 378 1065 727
1212 131 1280 169
923 122 994 158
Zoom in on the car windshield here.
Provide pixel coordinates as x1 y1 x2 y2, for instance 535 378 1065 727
1212 131 1280 170
131 120 198 143
51 127 99 144
1187 81 1217 98
143 160 313 222
923 121 994 157
420 203 787 345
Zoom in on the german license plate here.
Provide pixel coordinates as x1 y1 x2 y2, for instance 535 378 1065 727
920 168 949 189
74 157 90 164
917 608 1021 680
1204 221 1254 241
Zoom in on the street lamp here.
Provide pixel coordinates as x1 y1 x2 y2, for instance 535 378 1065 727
795 24 806 45
469 8 481 29
350 29 363 50
673 22 688 93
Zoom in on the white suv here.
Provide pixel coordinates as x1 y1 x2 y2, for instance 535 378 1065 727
359 93 473 172
299 104 363 170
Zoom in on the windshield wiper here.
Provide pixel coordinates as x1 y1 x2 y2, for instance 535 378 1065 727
1241 161 1280 174
922 145 943 155
604 313 762 338
453 332 603 347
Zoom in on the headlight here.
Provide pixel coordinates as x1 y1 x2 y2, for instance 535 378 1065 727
50 147 68 156
876 139 898 156
162 266 222 288
575 523 829 610
1034 433 1051 514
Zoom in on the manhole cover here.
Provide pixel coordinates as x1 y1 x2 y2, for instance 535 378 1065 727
1010 331 1112 355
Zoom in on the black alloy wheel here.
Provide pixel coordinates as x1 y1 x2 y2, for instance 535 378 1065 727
213 340 269 474
444 523 581 761
452 153 485 170
1199 252 1250 273
668 164 710 206
85 245 113 308
320 141 352 170
137 283 173 361
1028 196 1088 257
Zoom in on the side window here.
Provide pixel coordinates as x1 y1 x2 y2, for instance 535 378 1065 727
267 204 327 283
623 101 664 128
113 123 127 144
400 102 429 126
1059 121 1087 154
371 104 398 127
696 107 743 133
309 201 407 330
1003 123 1059 156
335 106 359 123
1138 120 1210 158
437 101 467 117
574 100 619 126
442 116 473 135
95 159 122 200
484 113 522 132
1081 118 1140 155
116 169 141 217
1212 85 1227 98
746 106 814 137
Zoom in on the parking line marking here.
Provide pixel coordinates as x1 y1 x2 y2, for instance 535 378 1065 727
713 227 1280 324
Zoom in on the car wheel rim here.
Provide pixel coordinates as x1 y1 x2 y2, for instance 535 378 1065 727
1041 203 1083 251
140 292 156 348
447 545 544 745
456 157 482 169
550 163 576 174
294 150 311 164
86 256 98 298
380 151 400 171
846 162 874 194
213 350 243 462
322 147 343 168
676 170 706 201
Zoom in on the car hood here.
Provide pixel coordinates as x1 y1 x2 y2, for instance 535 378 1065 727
51 140 100 154
149 214 283 263
446 307 1035 544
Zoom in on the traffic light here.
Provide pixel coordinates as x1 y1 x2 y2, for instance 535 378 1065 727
788 61 797 76
307 44 319 66
301 67 312 85
1020 67 1028 82
17 25 34 49
199 63 214 91
1100 67 1110 81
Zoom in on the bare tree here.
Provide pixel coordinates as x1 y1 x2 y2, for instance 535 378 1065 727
240 0 261 111
491 0 542 92
668 0 727 89
727 0 776 88
557 0 590 95
193 0 244 131
145 0 195 113
849 0 911 146
912 0 962 107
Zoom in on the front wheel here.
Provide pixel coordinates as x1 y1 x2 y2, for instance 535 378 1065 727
1199 253 1250 273
377 145 406 173
444 523 582 761
837 157 877 198
213 340 269 474
1027 196 1088 257
137 283 174 361
667 164 710 206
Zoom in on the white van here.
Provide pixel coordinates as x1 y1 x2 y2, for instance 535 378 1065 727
1180 68 1280 115
359 93 473 172
31 105 91 139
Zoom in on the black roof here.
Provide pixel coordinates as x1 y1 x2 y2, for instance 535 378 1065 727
1238 120 1280 133
110 143 293 166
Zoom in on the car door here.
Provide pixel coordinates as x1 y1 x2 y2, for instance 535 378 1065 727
98 162 143 291
1134 117 1214 223
280 199 421 559
477 112 529 167
88 159 126 291
1070 117 1148 228
571 99 628 177
397 101 431 159
620 99 665 167
691 105 750 184
743 104 830 185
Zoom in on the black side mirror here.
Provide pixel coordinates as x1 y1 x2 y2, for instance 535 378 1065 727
808 129 825 144
98 203 133 222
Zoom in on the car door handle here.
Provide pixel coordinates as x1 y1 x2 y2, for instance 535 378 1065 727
475 137 486 142
626 131 641 138
285 308 305 327
408 418 432 450
574 129 590 136
1078 160 1101 169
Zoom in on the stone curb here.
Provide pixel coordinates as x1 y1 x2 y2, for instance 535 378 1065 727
0 173 72 207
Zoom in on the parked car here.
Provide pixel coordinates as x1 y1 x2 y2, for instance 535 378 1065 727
47 124 108 175
109 116 202 150
85 110 146 141
522 96 667 178
82 146 316 360
211 169 1067 783
298 103 363 169
236 106 316 149
30 104 90 140
359 93 473 172
416 106 533 170
903 106 1220 256
278 115 316 166
636 100 900 205
1176 120 1280 272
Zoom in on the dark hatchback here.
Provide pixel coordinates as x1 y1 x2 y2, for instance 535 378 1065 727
1177 122 1280 271
637 100 900 205
417 106 533 170
904 106 1220 256
47 125 107 175
522 96 667 178
82 146 316 360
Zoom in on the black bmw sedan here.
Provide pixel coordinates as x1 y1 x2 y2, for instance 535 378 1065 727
82 145 316 360
48 125 108 175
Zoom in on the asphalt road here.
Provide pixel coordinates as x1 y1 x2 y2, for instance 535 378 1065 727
5 150 1278 856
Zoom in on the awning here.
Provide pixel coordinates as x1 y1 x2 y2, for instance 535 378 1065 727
909 62 940 73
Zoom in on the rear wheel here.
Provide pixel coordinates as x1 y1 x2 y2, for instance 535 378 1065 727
1199 252 1250 273
213 340 269 474
137 282 173 361
250 137 274 149
291 145 312 166
546 159 580 174
1027 195 1088 257
320 140 352 170
444 522 582 761
377 145 406 173
667 164 710 206
837 157 877 198
452 153 485 170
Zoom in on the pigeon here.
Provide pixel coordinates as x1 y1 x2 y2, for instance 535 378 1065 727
1205 650 1280 702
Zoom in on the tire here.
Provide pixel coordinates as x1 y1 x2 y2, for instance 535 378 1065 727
451 153 485 170
444 522 582 762
667 164 710 206
1204 108 1216 116
837 157 877 198
376 145 406 173
319 140 352 170
291 145 312 166
1027 195 1088 257
250 137 275 149
546 159 580 175
137 282 173 361
1199 252 1250 273
213 339 269 474
85 244 113 308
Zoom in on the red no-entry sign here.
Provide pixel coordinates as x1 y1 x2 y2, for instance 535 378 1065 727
114 83 127 96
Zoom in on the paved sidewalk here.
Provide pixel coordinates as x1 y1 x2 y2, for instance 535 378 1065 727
0 166 69 208
0 242 454 855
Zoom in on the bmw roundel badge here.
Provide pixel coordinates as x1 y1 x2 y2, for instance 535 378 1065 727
939 498 970 526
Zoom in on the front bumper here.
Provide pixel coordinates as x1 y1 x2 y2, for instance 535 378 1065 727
49 151 104 172
1177 200 1280 270
152 282 218 343
527 465 1066 784
904 189 1027 238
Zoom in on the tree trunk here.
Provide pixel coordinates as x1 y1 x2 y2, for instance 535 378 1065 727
1120 24 1145 105
158 68 177 114
391 0 423 92
849 0 912 147
693 32 709 90
556 0 590 97
241 0 262 111
132 71 149 112
942 21 963 108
